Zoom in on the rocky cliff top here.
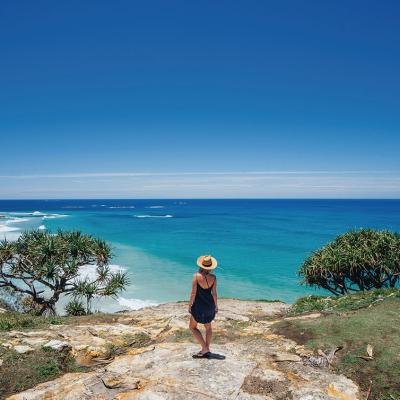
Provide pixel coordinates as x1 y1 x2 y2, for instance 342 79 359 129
2 299 360 400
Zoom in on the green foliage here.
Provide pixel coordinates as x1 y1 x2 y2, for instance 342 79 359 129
65 299 86 316
0 312 63 331
291 288 400 315
0 310 125 331
299 229 400 295
34 359 60 378
0 346 86 398
0 230 129 315
379 394 400 400
273 293 400 398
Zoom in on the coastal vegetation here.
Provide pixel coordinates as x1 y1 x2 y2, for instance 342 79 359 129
274 288 400 399
0 230 128 315
0 345 86 397
299 229 400 295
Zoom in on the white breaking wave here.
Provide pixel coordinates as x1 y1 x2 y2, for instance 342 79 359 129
38 225 46 230
146 206 165 209
109 206 135 209
0 225 20 233
42 214 68 220
117 297 158 310
9 212 37 216
5 218 31 224
9 211 67 219
134 214 173 218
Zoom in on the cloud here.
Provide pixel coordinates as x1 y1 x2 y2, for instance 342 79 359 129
0 170 399 199
0 170 396 179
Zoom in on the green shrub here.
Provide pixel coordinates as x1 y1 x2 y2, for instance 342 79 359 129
65 299 86 316
299 229 400 295
0 230 129 315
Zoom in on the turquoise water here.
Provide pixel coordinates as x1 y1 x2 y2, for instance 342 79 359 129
1 199 400 309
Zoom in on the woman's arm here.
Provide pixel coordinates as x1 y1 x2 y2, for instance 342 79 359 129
188 274 197 313
212 276 218 313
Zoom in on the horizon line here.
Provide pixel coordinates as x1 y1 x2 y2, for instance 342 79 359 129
1 197 400 201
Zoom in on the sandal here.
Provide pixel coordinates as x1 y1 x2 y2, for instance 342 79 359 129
192 351 210 359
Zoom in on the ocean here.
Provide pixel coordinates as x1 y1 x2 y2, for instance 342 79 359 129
1 199 399 311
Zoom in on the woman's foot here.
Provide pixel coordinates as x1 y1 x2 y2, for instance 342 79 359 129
192 350 210 359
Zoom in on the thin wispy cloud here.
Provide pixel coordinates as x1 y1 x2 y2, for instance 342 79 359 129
0 170 399 199
0 170 396 180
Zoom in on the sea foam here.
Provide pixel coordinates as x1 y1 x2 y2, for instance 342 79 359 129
42 214 68 220
5 218 31 224
9 211 67 219
0 225 20 233
117 297 158 310
134 214 173 218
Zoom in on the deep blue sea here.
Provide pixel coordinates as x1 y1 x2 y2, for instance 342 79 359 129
1 199 400 311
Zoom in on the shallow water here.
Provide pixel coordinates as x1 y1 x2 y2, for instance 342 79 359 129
1 199 399 310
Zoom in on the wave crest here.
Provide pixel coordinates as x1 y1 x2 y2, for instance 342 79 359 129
117 297 158 310
0 225 20 233
5 218 31 224
42 214 68 220
134 214 173 219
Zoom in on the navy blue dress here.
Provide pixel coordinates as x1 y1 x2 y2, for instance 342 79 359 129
190 274 216 324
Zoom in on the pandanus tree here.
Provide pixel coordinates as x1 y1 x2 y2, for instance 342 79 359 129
0 230 129 315
299 229 400 295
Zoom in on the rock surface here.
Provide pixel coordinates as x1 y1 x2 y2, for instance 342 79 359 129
42 340 72 352
2 299 361 399
13 344 35 354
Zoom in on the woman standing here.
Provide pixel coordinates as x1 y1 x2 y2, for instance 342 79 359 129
188 255 218 358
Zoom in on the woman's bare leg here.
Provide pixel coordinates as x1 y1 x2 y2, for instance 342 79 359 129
189 317 208 353
204 322 212 352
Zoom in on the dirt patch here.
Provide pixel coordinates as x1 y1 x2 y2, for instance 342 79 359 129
164 329 194 343
270 320 315 345
241 376 292 399
249 313 278 322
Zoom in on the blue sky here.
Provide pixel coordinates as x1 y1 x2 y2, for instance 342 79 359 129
0 0 399 198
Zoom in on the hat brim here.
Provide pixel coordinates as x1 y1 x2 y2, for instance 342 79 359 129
197 256 218 270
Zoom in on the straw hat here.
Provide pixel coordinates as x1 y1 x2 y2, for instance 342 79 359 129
197 255 217 270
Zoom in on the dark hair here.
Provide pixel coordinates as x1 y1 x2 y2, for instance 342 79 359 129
198 268 210 275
